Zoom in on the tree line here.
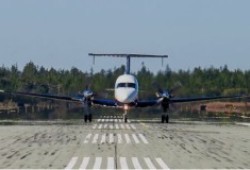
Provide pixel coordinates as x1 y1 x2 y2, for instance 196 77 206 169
0 61 250 99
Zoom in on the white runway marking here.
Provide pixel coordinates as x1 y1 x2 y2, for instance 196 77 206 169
92 124 97 129
144 157 156 169
66 157 169 169
132 134 140 144
65 157 77 170
115 124 119 129
156 157 170 170
82 133 148 144
109 133 114 144
93 157 102 169
83 134 92 144
79 157 90 169
125 124 131 129
98 124 103 129
130 124 136 130
109 124 114 129
92 134 99 143
120 157 128 169
138 133 149 144
124 134 131 144
132 157 142 169
100 134 106 144
104 124 108 128
120 124 125 129
117 133 122 144
107 157 115 169
97 119 101 122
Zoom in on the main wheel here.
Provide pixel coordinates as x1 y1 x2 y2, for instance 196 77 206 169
166 115 169 123
124 117 128 123
84 115 88 122
88 114 92 122
161 115 166 123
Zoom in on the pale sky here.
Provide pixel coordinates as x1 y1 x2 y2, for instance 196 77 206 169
0 0 249 74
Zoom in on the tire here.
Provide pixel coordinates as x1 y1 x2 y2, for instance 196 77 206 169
124 117 127 123
84 115 88 122
166 115 169 123
88 114 92 122
161 115 165 123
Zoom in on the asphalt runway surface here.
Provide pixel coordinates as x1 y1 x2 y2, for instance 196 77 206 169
0 117 250 169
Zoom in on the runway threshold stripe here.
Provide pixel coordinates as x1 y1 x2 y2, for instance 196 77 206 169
138 133 149 144
65 157 77 170
156 158 169 169
97 119 101 122
144 157 156 169
100 134 106 144
109 124 114 129
92 124 97 129
93 157 102 169
120 124 125 129
79 157 90 169
132 134 140 144
104 124 108 128
98 124 103 129
120 157 128 169
107 157 115 169
109 133 114 143
132 157 142 169
124 134 131 144
115 124 119 129
130 124 136 130
117 134 122 144
92 134 99 143
126 124 131 129
83 134 92 144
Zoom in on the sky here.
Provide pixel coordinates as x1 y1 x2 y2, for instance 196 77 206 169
0 0 250 74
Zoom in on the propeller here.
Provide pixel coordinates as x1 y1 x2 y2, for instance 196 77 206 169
152 81 182 112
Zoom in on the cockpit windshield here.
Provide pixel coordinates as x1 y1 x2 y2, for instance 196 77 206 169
117 83 136 88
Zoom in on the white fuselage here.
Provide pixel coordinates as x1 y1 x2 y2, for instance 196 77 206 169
114 74 138 104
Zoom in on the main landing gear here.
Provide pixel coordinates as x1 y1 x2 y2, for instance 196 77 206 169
84 100 92 123
84 114 92 122
161 114 169 123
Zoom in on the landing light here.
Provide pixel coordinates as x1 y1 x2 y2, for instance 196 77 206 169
124 105 129 111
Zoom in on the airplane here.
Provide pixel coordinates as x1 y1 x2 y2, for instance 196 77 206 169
1 53 247 123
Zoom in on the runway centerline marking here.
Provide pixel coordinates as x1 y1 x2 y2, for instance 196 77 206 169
79 157 90 169
65 157 77 170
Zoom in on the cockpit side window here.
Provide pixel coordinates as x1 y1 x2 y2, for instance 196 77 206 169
117 83 136 88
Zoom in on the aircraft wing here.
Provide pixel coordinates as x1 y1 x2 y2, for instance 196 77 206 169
136 99 162 107
92 99 117 107
4 91 82 103
170 95 245 103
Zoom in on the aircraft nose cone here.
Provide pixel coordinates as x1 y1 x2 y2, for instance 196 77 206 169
116 89 136 103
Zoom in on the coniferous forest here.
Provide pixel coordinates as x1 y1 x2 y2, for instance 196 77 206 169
0 62 250 120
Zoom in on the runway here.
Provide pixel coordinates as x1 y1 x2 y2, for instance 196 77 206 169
0 116 250 169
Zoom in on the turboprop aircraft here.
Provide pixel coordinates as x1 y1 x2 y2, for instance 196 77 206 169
1 53 247 123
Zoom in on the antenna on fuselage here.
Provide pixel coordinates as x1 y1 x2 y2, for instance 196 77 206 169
88 53 168 74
